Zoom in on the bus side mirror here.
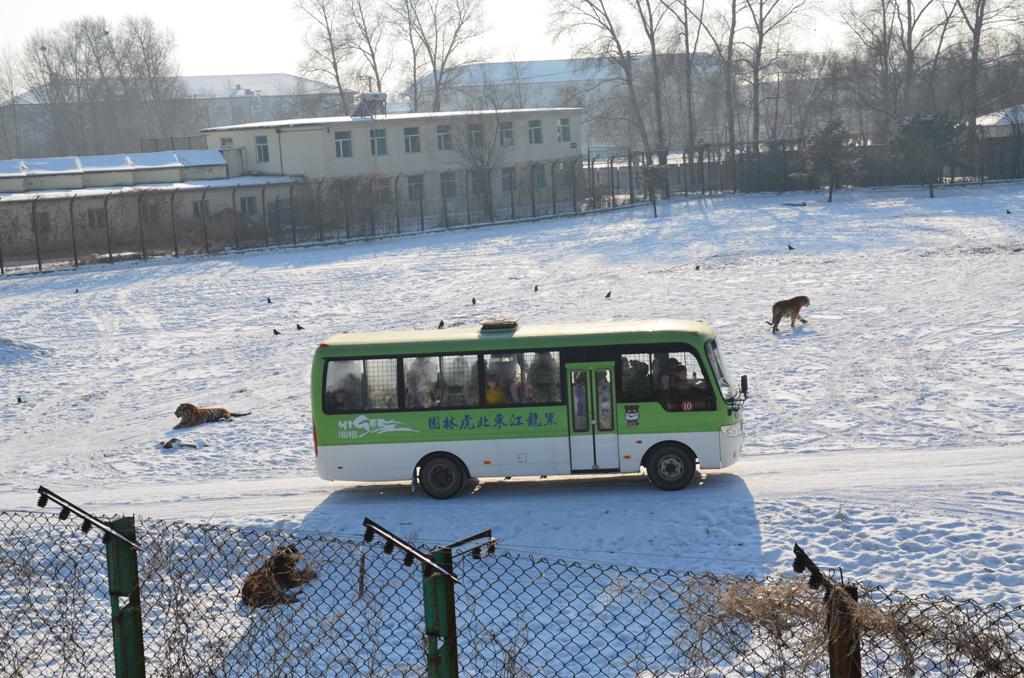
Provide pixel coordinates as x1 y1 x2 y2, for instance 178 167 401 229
741 375 748 397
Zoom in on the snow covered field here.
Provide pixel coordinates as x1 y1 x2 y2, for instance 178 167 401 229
2 181 1023 606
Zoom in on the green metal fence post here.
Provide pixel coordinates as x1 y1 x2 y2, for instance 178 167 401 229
106 516 145 678
422 547 458 678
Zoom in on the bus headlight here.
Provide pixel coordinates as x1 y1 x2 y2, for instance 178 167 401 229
720 423 742 438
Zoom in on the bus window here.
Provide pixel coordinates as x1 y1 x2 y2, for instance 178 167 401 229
404 356 440 409
522 351 561 404
366 358 399 410
595 369 614 430
570 370 589 431
440 354 479 407
484 353 521 405
325 359 365 413
620 353 652 400
620 349 713 411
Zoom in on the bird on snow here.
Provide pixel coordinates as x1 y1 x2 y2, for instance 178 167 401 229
296 323 305 330
273 329 281 336
438 320 445 329
605 291 612 299
267 297 272 304
472 297 476 305
1007 209 1013 215
788 243 795 251
534 284 539 292
695 264 700 271
74 288 79 294
16 396 23 404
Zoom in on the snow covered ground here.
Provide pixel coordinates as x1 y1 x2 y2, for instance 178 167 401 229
2 181 1023 606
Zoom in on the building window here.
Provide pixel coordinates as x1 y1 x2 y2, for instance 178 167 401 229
255 135 270 163
335 131 352 158
498 121 514 147
468 123 483 148
192 199 209 217
532 163 547 190
370 128 387 155
86 207 106 228
528 120 543 144
240 196 257 216
557 118 571 143
220 137 234 148
501 167 516 192
407 174 423 201
441 171 457 198
437 125 452 151
404 127 421 153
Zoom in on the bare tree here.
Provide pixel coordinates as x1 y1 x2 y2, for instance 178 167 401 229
295 0 352 114
629 0 671 162
0 46 21 157
389 0 427 112
551 0 654 157
450 114 505 218
956 0 1013 172
342 0 394 92
842 0 901 140
663 0 707 149
696 0 742 182
393 0 486 111
740 0 809 145
17 15 186 156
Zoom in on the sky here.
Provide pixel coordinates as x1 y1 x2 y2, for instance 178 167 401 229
0 0 846 87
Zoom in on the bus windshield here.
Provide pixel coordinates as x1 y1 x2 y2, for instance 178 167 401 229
704 339 734 401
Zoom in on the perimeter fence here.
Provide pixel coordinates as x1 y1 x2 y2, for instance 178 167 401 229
2 509 1022 677
2 133 1023 276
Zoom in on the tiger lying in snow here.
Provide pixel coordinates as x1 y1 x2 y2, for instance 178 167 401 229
240 545 317 608
173 402 251 428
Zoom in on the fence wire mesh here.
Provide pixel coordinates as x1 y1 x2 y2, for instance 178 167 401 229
2 509 1022 677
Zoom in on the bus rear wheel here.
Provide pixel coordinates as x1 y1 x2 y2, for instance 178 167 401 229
646 445 696 491
418 455 466 500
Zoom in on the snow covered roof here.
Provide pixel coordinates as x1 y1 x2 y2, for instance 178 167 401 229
320 319 715 350
0 175 300 203
180 73 338 98
0 151 226 178
203 107 584 132
416 55 718 92
976 104 1024 127
12 73 340 105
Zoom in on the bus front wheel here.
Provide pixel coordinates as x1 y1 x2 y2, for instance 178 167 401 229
418 455 466 500
646 445 696 491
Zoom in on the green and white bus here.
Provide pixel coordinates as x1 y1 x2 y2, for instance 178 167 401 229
311 319 747 499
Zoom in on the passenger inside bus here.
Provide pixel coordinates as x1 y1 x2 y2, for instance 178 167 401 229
485 378 510 405
329 373 362 412
405 356 439 408
528 351 559 402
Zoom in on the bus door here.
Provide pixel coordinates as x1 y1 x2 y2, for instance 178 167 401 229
566 363 620 471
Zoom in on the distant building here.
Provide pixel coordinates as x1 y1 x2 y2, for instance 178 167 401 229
0 73 350 159
204 107 583 179
406 56 716 149
0 149 301 269
976 105 1024 138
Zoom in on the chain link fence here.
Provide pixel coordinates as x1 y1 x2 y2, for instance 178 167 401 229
2 509 1022 677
